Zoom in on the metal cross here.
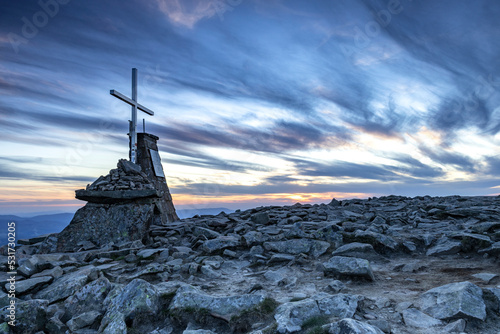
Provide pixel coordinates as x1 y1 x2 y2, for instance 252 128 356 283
110 68 154 164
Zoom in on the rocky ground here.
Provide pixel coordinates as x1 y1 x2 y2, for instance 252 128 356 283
1 195 500 334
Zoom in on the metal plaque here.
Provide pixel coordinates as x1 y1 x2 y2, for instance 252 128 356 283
149 149 165 177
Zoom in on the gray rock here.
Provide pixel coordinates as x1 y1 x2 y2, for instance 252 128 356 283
269 253 296 263
1 299 48 333
328 318 384 334
275 293 360 333
332 243 382 261
31 266 64 279
243 231 267 246
418 281 486 320
323 256 375 281
443 319 466 332
264 239 330 258
353 231 398 252
66 311 101 331
327 280 346 293
201 236 240 254
472 273 498 283
99 279 160 333
35 266 98 303
478 241 500 256
137 248 166 259
483 287 500 312
46 315 69 333
453 232 493 252
7 276 52 296
64 276 112 318
193 226 221 239
169 285 265 317
402 308 443 328
426 237 462 256
251 212 270 225
183 330 216 334
55 202 157 252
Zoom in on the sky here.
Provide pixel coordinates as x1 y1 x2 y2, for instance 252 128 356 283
1 0 500 215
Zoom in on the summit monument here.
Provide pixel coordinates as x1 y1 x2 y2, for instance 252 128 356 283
46 69 178 253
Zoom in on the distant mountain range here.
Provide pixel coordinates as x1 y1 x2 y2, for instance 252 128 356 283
0 208 233 245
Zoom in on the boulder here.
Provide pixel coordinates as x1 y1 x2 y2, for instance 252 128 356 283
418 281 486 321
1 299 48 333
274 293 360 333
323 256 375 281
264 239 331 258
201 236 240 254
402 308 443 328
169 285 265 317
99 279 160 333
34 266 99 303
64 276 112 318
332 242 382 261
327 318 384 334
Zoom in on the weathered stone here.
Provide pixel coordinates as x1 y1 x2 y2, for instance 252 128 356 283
264 239 330 258
328 318 385 334
323 256 375 281
269 253 295 263
243 231 267 246
7 276 52 295
426 237 462 256
169 285 265 317
483 287 500 312
64 276 112 318
137 248 166 259
201 236 240 254
35 266 99 303
193 226 221 239
443 319 466 333
472 273 498 283
1 299 48 333
418 281 486 321
99 279 160 333
31 266 63 279
402 308 443 328
478 241 500 256
251 212 270 225
332 242 382 261
353 231 398 252
275 293 360 333
55 202 157 252
66 310 101 332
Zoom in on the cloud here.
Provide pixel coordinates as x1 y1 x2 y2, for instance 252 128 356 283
155 0 220 28
419 146 476 173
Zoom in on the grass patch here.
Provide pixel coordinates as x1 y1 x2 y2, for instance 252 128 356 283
302 315 330 330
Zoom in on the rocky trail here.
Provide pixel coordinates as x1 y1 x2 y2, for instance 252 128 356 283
1 195 500 333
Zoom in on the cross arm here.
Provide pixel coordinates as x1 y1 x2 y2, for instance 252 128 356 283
110 90 155 116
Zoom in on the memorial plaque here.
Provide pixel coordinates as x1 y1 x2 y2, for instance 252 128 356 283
149 149 165 177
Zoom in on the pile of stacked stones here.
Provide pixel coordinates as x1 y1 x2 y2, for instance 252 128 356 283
1 195 499 333
85 159 155 192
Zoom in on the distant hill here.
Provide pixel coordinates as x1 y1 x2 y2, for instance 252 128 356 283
176 207 234 219
0 208 233 245
0 213 74 244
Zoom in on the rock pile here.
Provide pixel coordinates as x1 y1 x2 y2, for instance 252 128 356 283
85 159 156 192
1 195 500 333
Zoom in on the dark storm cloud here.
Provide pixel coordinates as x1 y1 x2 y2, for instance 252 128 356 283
390 154 445 178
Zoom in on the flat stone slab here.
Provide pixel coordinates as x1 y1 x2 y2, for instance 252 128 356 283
323 256 375 281
403 308 443 328
75 189 161 203
418 281 486 321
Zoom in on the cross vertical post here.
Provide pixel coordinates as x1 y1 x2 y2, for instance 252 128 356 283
131 68 138 163
110 68 155 164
